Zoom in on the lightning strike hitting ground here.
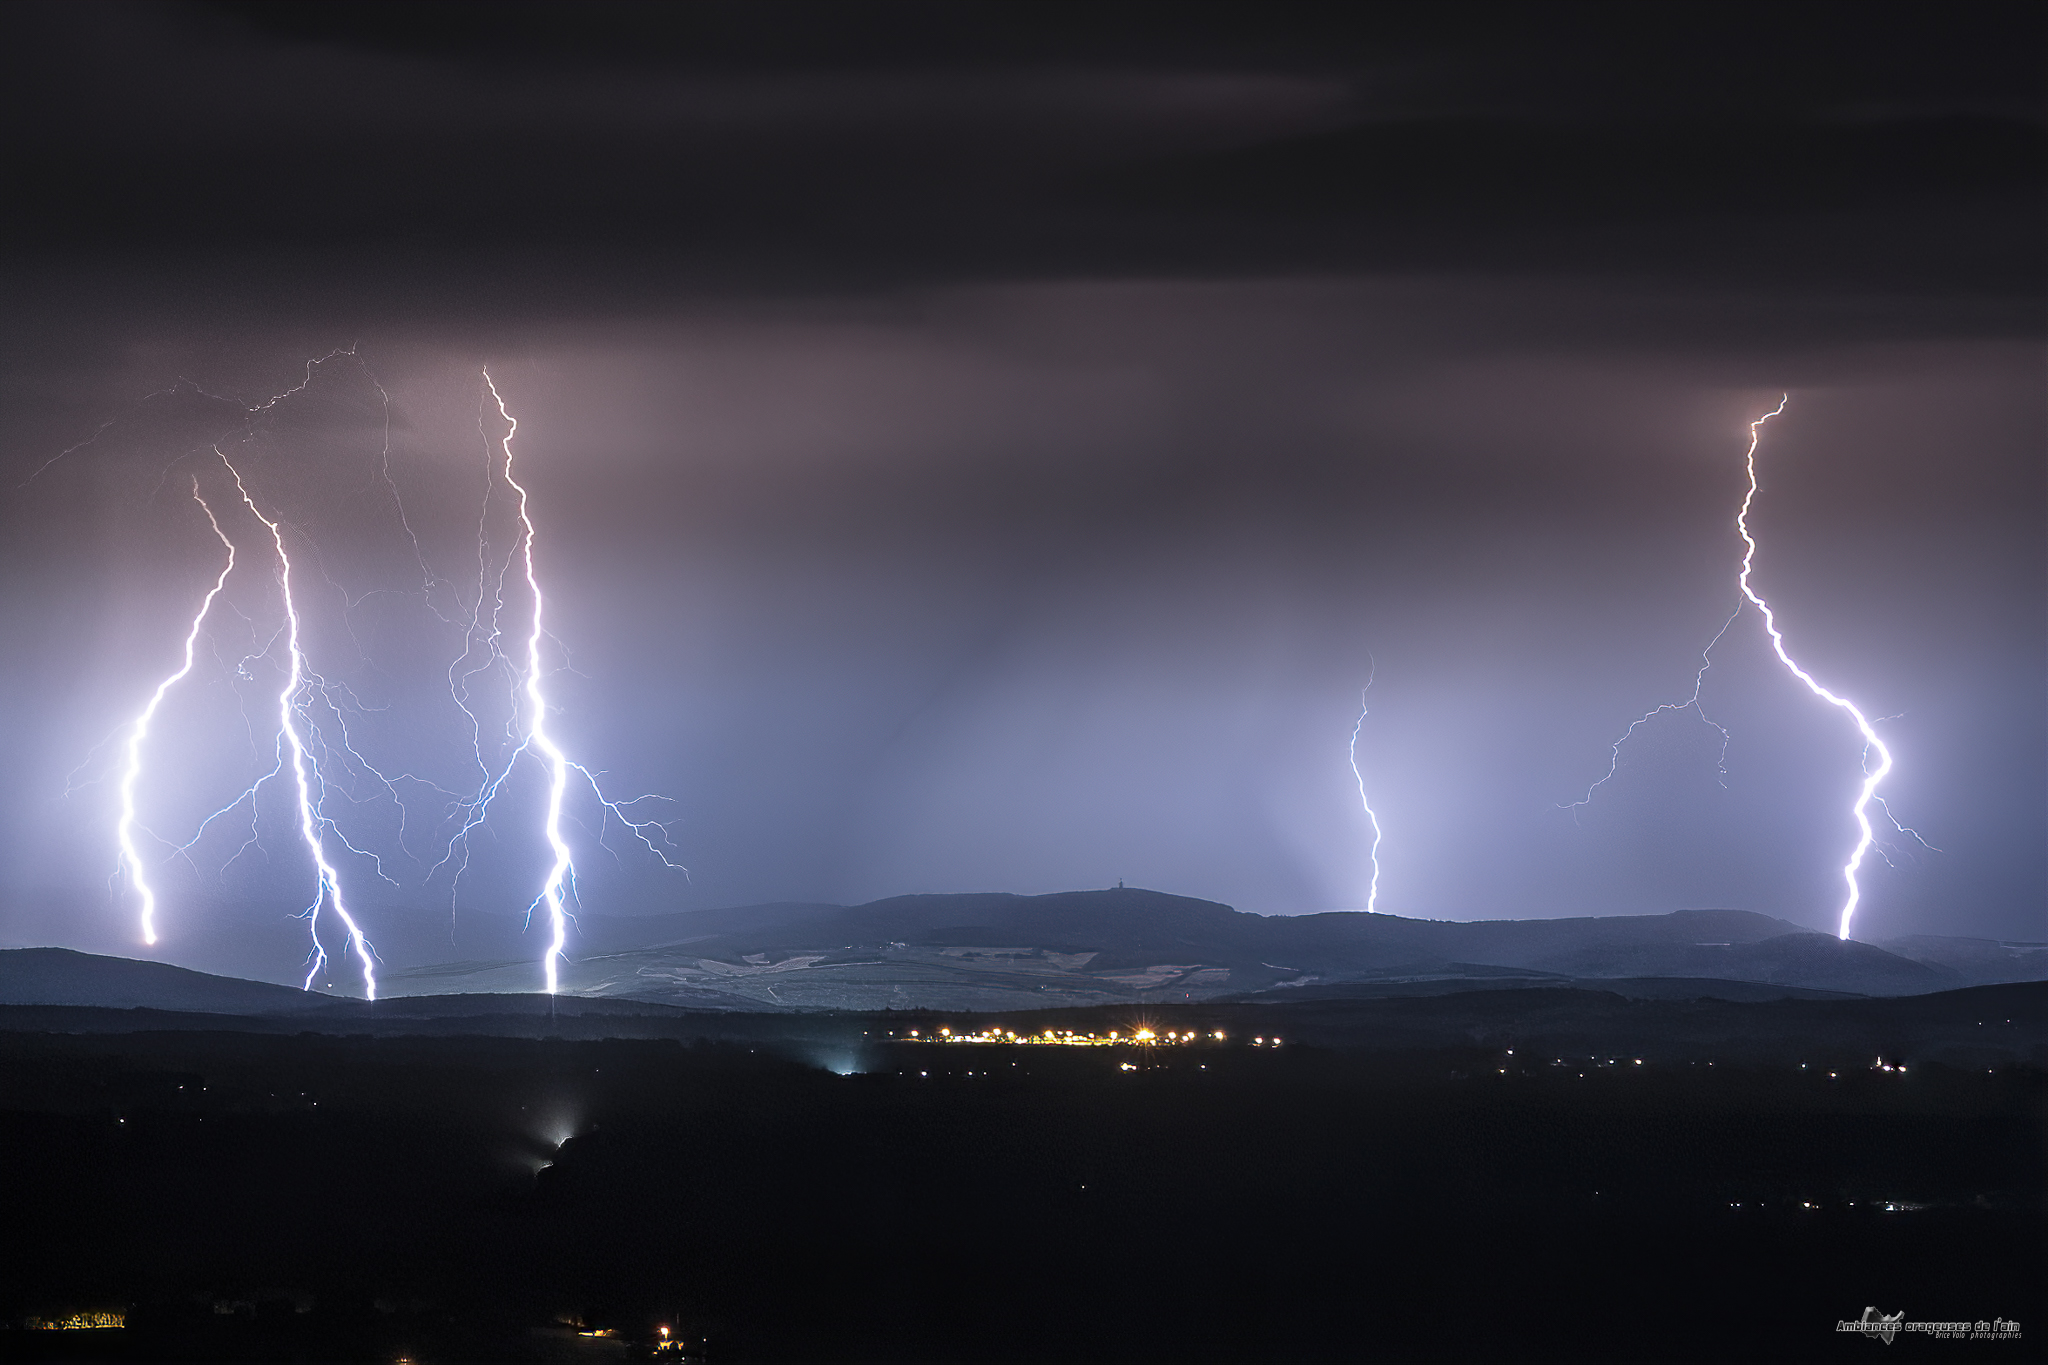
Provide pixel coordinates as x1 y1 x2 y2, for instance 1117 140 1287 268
398 373 687 992
1348 662 1384 914
1734 398 1893 941
1569 397 1909 941
486 372 577 995
223 454 381 997
116 479 236 945
72 352 677 991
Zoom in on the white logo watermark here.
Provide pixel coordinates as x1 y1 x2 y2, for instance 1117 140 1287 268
1837 1308 2023 1344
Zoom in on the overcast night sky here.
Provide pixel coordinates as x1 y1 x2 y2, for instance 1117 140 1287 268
0 2 2040 981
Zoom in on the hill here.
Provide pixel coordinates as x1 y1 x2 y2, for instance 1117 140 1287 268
0 947 333 1014
10 890 2019 1017
378 889 1962 1009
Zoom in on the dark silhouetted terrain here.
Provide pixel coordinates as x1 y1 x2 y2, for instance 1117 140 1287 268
2 901 2040 1360
350 891 2028 1008
8 893 2039 1019
380 892 2031 1010
0 977 2040 1362
0 949 332 1015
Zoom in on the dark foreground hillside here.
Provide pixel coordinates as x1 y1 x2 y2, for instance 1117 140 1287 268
0 994 2040 1362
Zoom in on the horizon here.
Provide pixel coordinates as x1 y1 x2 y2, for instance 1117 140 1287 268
14 887 2039 1007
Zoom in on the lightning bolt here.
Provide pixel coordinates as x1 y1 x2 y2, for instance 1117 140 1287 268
1568 397 1909 941
144 351 458 936
69 350 679 992
222 454 380 997
475 372 684 994
1348 660 1384 914
1735 397 1892 941
487 372 576 995
116 479 236 946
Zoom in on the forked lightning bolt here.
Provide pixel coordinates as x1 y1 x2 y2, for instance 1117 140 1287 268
223 455 381 997
488 372 576 995
1735 398 1893 940
74 352 677 993
1348 661 1384 914
479 372 685 992
1570 397 1909 941
116 479 236 946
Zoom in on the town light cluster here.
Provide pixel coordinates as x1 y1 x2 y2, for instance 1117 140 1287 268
894 1027 1242 1047
24 1312 126 1332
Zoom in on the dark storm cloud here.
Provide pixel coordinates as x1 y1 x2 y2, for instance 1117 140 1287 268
0 2 2038 331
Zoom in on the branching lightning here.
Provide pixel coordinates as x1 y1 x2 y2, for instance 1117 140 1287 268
72 351 683 994
223 454 381 997
116 479 236 945
1563 601 1742 815
1347 659 1384 914
1569 396 1916 941
1733 398 1892 941
488 373 575 994
479 372 683 993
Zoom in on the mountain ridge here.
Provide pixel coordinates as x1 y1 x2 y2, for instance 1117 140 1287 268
7 891 2030 1016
